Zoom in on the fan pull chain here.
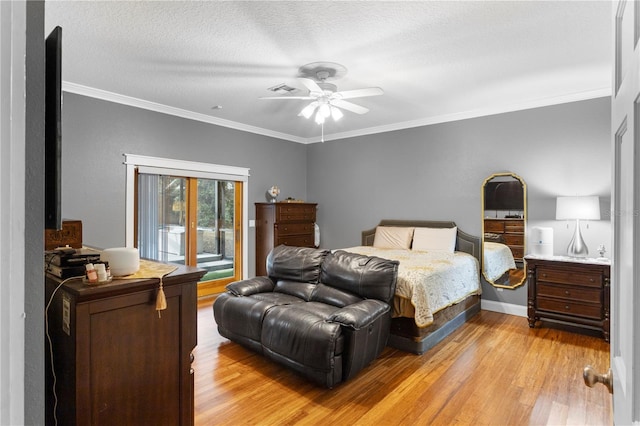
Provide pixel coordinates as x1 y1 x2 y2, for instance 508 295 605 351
321 122 324 142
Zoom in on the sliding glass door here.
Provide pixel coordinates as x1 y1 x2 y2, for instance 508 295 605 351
136 173 242 297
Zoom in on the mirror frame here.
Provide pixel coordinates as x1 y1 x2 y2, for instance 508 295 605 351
481 172 527 289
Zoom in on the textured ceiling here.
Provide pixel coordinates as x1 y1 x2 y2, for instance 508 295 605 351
45 1 612 143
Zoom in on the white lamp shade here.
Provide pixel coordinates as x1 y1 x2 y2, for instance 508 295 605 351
556 196 601 220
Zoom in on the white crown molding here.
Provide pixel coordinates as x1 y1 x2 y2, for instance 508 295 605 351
316 87 612 143
64 81 610 145
62 82 308 144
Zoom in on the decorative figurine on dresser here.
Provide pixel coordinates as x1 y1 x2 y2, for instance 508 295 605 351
525 255 611 341
255 201 317 276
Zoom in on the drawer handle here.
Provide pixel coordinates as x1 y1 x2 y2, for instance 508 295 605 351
565 305 570 310
565 290 570 295
541 273 547 278
590 278 595 283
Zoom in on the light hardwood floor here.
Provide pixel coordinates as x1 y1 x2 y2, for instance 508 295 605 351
193 298 611 425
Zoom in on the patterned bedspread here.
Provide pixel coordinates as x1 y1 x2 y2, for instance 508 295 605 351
482 242 516 282
339 246 480 327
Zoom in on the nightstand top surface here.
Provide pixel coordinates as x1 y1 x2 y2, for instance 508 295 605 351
524 254 611 266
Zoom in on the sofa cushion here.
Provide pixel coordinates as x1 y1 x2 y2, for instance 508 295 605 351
262 303 343 371
320 250 399 304
328 299 390 330
213 292 304 343
267 245 330 283
226 276 275 296
310 283 363 307
274 280 317 301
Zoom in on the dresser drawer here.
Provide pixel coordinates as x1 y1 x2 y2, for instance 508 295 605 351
537 268 602 288
504 221 524 233
537 283 602 303
276 205 316 222
484 220 505 233
275 234 315 247
503 234 524 245
537 296 602 320
509 246 524 259
274 222 314 236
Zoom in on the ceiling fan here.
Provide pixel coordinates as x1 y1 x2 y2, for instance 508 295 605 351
260 62 384 129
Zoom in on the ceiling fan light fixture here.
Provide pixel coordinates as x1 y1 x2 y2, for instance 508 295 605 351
263 62 384 132
330 106 343 121
319 103 331 118
299 102 317 119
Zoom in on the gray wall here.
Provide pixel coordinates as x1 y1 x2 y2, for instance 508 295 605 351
61 95 610 306
307 97 611 305
61 93 308 276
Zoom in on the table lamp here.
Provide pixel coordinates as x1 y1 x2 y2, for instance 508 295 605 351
556 196 600 257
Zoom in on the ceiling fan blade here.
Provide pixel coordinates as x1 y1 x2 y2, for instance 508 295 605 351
298 101 319 118
332 87 384 100
259 96 316 100
298 78 324 95
331 99 369 115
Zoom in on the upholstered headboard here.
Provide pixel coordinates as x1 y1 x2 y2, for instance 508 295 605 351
361 220 480 262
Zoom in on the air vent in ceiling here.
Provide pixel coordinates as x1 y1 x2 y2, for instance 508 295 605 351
267 83 298 93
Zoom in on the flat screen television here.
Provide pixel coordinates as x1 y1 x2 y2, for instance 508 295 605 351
45 26 62 230
484 180 524 211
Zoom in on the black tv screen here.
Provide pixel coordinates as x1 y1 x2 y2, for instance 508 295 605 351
484 180 524 211
45 26 62 230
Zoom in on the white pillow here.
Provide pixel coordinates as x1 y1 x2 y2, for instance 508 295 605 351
412 227 458 252
373 226 414 249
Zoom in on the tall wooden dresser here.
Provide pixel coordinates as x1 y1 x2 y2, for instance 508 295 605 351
484 218 525 260
255 202 317 276
45 264 205 425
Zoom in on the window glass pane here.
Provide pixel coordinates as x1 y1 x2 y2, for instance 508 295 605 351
137 173 187 265
196 179 235 282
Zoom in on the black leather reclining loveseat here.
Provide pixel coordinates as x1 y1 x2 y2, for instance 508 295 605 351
213 245 399 388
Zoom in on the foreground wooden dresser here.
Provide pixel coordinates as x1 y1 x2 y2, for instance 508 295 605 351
255 202 317 276
45 264 205 425
526 256 610 341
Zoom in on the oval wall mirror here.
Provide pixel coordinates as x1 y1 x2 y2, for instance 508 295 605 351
481 172 527 288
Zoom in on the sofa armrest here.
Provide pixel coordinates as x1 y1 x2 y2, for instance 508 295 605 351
226 276 275 296
328 300 390 330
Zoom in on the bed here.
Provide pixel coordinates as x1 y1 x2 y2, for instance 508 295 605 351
482 241 516 282
342 220 481 354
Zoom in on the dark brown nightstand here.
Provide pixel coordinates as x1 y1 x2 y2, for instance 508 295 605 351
525 255 610 341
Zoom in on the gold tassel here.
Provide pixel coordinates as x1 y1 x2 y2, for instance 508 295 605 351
156 278 167 318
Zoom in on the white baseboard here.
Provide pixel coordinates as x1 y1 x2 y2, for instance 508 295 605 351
481 299 528 317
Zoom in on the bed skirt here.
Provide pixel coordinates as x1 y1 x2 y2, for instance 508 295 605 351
388 295 481 354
